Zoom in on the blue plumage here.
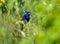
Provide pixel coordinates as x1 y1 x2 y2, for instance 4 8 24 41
22 10 30 22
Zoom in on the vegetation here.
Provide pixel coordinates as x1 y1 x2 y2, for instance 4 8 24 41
0 0 60 44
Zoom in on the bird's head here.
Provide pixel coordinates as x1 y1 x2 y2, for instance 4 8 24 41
25 10 30 15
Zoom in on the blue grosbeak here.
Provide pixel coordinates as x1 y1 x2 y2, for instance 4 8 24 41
22 10 30 22
20 10 30 30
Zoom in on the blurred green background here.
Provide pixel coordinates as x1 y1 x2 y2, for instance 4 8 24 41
0 0 60 44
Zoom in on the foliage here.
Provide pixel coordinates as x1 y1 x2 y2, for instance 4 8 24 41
0 0 60 44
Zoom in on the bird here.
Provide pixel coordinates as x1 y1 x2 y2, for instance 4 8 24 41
20 10 30 31
22 10 30 22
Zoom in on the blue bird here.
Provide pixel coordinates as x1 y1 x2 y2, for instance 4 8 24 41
20 10 30 30
22 10 30 22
